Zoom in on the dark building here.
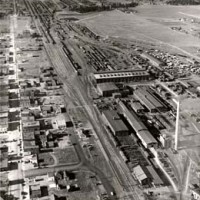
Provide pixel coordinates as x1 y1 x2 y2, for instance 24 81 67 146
97 83 119 97
0 146 8 171
30 184 41 198
102 109 129 136
133 165 163 186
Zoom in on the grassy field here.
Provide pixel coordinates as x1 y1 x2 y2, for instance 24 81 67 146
53 147 79 165
38 147 79 167
80 5 200 56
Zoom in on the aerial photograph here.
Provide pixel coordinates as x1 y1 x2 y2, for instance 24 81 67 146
1 0 200 200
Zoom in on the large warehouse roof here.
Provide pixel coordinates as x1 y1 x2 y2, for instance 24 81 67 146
137 130 157 146
102 110 128 133
133 165 148 182
134 87 165 111
130 101 144 112
146 166 163 185
119 101 157 147
119 101 147 132
94 69 149 79
97 82 118 92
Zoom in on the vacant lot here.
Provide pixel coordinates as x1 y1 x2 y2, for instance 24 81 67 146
38 152 55 167
80 5 200 57
53 147 79 165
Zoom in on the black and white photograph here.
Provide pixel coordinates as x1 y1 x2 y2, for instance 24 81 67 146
1 0 200 200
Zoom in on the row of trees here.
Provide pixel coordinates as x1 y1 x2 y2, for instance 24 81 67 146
167 0 200 5
70 2 138 13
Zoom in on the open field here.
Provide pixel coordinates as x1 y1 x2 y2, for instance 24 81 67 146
80 5 200 56
37 147 79 167
53 147 79 165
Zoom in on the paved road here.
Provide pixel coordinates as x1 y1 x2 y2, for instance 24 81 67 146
24 162 82 177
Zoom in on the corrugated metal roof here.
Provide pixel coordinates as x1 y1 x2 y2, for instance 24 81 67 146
146 166 163 185
133 165 148 182
97 82 118 92
119 101 147 132
134 87 164 111
130 101 144 112
138 130 157 145
102 110 128 133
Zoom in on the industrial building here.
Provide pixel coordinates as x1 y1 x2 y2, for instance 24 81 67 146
102 109 129 136
141 52 164 70
119 101 158 148
97 82 119 97
134 87 167 113
157 114 174 131
159 132 172 149
133 164 163 186
93 69 150 84
130 101 145 113
137 130 158 149
146 165 163 186
132 165 152 186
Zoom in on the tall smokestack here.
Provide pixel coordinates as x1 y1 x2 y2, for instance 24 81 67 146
175 99 180 151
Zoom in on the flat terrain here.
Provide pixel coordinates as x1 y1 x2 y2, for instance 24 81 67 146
80 5 200 56
53 147 79 165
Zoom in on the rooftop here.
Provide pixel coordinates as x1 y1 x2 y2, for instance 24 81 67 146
0 146 8 169
119 101 147 132
30 184 40 191
134 87 165 111
146 165 163 185
24 140 37 148
23 121 40 128
94 69 149 79
102 109 129 133
133 165 148 182
97 82 118 92
130 101 144 111
138 130 157 145
23 131 35 140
